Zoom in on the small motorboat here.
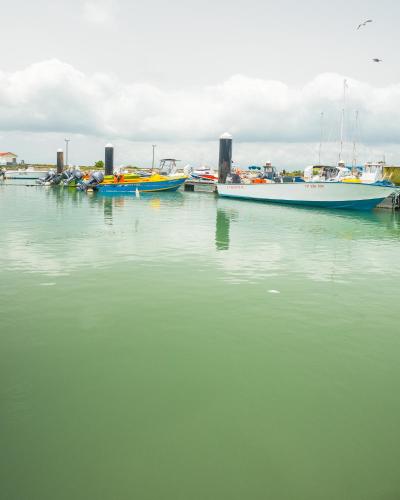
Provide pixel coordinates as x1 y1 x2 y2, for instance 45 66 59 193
190 167 218 183
96 158 187 193
96 173 187 194
77 158 187 194
5 166 48 180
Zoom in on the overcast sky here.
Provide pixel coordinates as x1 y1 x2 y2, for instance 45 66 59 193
1 0 399 168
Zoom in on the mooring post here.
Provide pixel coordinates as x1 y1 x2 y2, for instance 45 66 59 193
105 143 114 176
56 149 64 174
218 132 233 183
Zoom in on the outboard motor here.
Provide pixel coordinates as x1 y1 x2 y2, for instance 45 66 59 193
77 171 104 191
50 173 63 185
0 167 5 180
60 168 73 186
62 168 84 186
37 169 56 185
73 169 84 184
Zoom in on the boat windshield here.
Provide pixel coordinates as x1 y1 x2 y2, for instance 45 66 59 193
159 159 180 175
304 165 340 181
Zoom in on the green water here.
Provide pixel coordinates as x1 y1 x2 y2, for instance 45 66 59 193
1 183 400 500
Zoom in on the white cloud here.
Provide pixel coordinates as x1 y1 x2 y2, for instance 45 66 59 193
1 59 400 167
82 1 115 25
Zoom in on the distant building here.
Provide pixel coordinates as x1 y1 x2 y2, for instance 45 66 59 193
0 152 18 166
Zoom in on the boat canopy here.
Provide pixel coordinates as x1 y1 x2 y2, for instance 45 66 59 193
304 165 348 182
159 158 180 175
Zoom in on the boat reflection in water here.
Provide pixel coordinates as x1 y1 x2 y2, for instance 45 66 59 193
214 196 400 284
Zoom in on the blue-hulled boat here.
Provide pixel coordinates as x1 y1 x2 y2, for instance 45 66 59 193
95 174 187 194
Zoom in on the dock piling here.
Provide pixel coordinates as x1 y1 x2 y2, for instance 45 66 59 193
105 144 114 176
218 132 233 184
56 149 64 174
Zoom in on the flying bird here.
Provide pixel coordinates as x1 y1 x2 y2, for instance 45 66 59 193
357 19 373 29
372 58 383 62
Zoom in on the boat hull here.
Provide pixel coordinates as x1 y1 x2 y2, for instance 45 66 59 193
217 182 396 210
5 170 47 180
96 177 186 194
190 173 218 182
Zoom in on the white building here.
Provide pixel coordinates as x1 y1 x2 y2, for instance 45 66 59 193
0 152 18 166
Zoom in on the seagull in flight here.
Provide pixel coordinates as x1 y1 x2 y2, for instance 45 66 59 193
372 58 383 62
357 19 373 30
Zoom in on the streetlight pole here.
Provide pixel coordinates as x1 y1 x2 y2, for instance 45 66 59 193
152 144 156 170
64 138 70 167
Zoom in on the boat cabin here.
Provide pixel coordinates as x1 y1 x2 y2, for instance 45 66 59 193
304 165 349 182
382 164 400 186
361 161 400 185
361 162 385 183
159 159 180 175
263 164 278 180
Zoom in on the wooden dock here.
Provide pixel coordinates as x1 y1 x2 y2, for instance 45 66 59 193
184 181 217 193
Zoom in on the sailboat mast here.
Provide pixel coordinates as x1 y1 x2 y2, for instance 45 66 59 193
318 111 324 165
339 79 347 163
352 110 359 168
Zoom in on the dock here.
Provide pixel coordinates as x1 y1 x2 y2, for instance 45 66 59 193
184 180 217 193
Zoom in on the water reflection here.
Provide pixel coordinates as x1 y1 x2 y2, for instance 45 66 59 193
215 209 230 250
215 208 238 250
1 184 400 283
44 185 83 207
104 198 113 225
214 197 400 283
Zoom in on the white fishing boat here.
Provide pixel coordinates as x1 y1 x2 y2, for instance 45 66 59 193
5 167 47 180
217 180 396 210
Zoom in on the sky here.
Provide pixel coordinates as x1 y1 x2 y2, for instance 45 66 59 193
0 0 400 168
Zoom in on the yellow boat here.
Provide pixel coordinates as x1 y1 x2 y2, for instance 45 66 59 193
383 166 400 186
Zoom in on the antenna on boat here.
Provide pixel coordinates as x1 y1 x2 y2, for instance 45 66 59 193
339 79 348 163
318 111 324 165
152 144 157 171
352 110 359 168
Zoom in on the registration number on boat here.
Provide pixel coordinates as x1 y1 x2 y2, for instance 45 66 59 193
305 184 325 189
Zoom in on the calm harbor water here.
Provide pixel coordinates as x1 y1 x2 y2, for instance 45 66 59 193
1 182 400 500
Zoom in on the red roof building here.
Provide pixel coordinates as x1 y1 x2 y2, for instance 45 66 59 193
0 152 18 165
